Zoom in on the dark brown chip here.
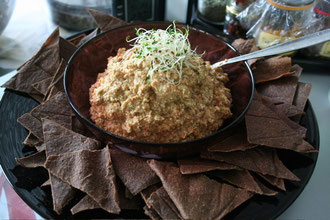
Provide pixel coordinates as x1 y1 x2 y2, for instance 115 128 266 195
253 56 295 84
207 124 257 152
148 160 253 219
42 118 100 156
178 157 238 175
141 184 161 204
273 103 304 118
117 180 142 211
109 148 159 195
257 64 302 104
45 147 121 214
88 9 128 32
15 150 46 168
201 147 300 181
292 82 312 122
42 118 100 214
232 38 259 55
18 113 44 140
71 195 100 215
29 93 44 103
245 97 315 152
23 132 42 147
147 187 183 219
33 27 61 74
144 206 161 220
50 174 76 214
2 61 51 95
59 37 77 62
256 173 286 191
76 28 99 47
69 33 87 45
43 60 66 101
210 170 277 196
32 77 53 95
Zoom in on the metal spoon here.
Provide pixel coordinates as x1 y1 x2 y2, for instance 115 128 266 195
212 28 330 68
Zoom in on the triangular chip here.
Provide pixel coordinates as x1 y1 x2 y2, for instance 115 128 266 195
210 170 277 196
232 38 259 55
69 33 87 45
42 118 100 214
148 160 253 219
201 148 300 181
41 179 51 188
178 157 238 175
45 147 120 214
256 173 286 191
253 56 295 84
59 37 77 62
15 150 46 168
144 206 161 220
23 132 42 147
147 187 183 219
256 64 302 104
207 124 256 152
32 77 53 95
273 103 304 118
43 60 66 101
50 174 76 214
76 28 99 47
109 148 159 195
71 195 100 215
292 82 312 122
18 113 44 140
88 9 128 32
245 97 315 152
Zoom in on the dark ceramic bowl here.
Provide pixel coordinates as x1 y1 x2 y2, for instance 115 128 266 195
64 22 254 159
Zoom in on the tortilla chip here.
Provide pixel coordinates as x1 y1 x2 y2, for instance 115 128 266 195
201 148 300 181
2 61 51 95
253 56 295 84
256 173 286 191
245 97 315 152
210 170 277 196
148 160 253 219
59 37 77 62
50 174 76 214
69 33 87 45
33 28 61 74
32 77 53 95
109 148 159 195
144 206 161 220
76 28 99 47
292 82 312 122
45 147 120 214
140 184 161 204
23 132 42 147
43 60 66 101
273 103 304 118
71 195 100 215
178 157 238 175
232 38 259 55
18 113 44 140
257 64 302 104
207 124 256 152
117 180 142 211
88 9 128 32
147 187 183 219
29 93 45 103
42 118 100 214
15 150 46 168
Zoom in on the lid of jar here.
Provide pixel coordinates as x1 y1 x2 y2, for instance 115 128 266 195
274 0 314 7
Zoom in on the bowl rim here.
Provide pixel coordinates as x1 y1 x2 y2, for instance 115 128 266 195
64 21 255 146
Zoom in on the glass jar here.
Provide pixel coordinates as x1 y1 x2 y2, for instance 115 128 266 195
197 0 228 25
223 0 255 36
251 0 314 52
304 0 330 60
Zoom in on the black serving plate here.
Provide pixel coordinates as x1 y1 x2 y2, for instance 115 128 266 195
0 89 319 219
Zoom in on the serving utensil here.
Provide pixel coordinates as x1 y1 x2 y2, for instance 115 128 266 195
212 28 330 68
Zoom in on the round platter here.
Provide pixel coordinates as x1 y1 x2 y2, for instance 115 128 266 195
0 89 319 219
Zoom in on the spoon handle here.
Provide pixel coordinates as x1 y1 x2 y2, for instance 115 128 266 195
212 29 330 68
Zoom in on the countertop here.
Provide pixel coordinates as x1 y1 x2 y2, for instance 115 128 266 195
0 0 329 219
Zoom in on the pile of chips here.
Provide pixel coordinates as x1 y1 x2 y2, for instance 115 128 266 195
1 9 317 219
